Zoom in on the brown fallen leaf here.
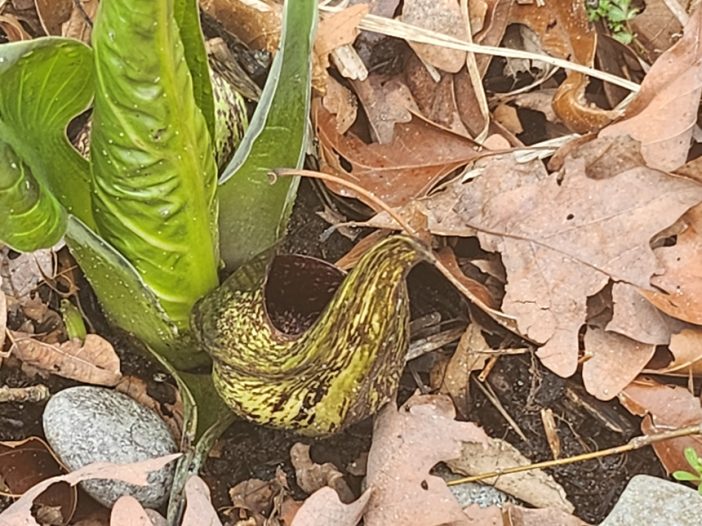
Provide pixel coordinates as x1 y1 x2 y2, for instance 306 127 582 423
642 204 702 324
440 147 702 376
404 55 471 137
504 504 591 526
0 14 32 41
434 323 490 417
581 328 656 401
607 283 673 345
631 0 685 62
0 454 180 526
34 0 73 36
351 74 419 144
290 487 371 526
364 393 488 526
620 379 702 475
1 247 54 299
600 7 702 171
509 1 617 133
0 437 76 525
181 476 222 526
227 470 289 525
10 333 122 386
61 0 97 43
400 0 468 73
651 327 702 376
199 0 281 52
316 102 478 208
315 4 368 76
447 438 573 512
290 443 355 503
110 496 155 526
323 77 358 134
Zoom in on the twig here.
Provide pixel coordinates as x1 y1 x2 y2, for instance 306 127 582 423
0 384 50 403
447 423 702 485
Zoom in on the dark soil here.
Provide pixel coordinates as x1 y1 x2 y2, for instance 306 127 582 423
0 178 665 524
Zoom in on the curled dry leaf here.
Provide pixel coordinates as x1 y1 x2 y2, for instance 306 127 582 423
0 14 32 41
290 443 355 503
0 454 180 526
182 476 222 526
620 379 702 475
510 1 617 133
447 437 573 513
600 7 702 171
315 102 478 208
400 0 468 73
61 0 97 43
364 393 488 526
10 333 122 386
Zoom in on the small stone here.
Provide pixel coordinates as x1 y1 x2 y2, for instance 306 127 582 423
43 386 177 509
449 481 511 508
600 474 702 526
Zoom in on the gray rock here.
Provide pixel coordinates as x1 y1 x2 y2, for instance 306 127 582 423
601 474 702 526
449 481 511 508
43 386 177 509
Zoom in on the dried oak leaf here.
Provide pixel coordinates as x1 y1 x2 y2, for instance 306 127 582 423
600 7 702 171
620 379 702 475
35 0 73 36
400 0 468 73
653 327 702 376
315 102 478 208
448 152 702 377
642 204 702 324
10 333 122 386
363 393 488 526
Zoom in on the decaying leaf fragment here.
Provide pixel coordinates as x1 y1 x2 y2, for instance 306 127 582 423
10 332 122 386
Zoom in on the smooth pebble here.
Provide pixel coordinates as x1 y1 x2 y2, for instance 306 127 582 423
43 386 177 508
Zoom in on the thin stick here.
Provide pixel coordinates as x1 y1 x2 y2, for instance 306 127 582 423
447 423 702 485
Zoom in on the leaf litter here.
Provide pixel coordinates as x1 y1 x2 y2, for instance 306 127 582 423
6 0 702 524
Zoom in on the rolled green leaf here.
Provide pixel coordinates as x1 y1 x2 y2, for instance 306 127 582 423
217 0 317 270
0 38 94 239
90 0 219 329
0 140 66 251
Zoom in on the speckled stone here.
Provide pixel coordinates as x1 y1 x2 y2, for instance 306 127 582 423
600 475 702 526
43 386 177 509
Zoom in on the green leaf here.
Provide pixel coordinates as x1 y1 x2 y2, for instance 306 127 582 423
673 470 700 482
173 0 215 140
0 140 66 251
90 0 219 329
0 38 94 235
217 0 317 270
60 299 87 341
65 216 209 370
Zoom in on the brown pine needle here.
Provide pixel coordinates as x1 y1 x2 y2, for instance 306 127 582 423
447 423 702 486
